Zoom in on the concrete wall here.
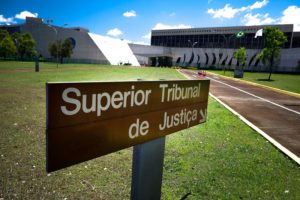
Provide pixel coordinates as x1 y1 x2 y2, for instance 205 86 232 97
129 44 171 65
129 44 171 56
21 19 108 64
167 47 300 72
279 48 300 72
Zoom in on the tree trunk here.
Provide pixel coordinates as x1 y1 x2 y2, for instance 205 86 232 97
268 54 274 81
268 67 272 81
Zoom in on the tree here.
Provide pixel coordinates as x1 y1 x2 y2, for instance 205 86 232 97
0 30 37 60
0 30 16 59
11 32 21 58
257 27 287 80
60 38 73 63
48 39 59 61
48 38 73 63
0 36 17 59
233 47 247 67
16 32 37 60
0 29 10 42
11 32 37 60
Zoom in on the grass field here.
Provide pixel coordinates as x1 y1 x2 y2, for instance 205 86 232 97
208 70 300 94
0 61 299 199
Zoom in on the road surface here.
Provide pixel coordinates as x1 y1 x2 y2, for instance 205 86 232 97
179 69 300 164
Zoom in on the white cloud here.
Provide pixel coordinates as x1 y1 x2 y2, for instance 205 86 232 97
15 11 38 20
123 10 136 18
241 5 300 31
0 15 14 24
279 6 300 31
107 28 123 37
152 23 192 30
242 13 276 26
207 4 242 19
249 0 269 10
140 23 192 45
207 0 269 19
142 32 151 39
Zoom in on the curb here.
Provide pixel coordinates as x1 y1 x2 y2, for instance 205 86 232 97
177 69 300 165
209 93 300 165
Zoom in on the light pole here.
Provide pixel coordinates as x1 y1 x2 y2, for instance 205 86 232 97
220 33 236 74
47 24 59 68
188 40 198 67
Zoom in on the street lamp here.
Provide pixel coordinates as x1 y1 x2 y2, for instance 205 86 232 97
188 40 198 67
219 33 236 74
47 24 59 68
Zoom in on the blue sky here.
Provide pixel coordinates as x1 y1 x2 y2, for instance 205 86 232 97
1 0 300 44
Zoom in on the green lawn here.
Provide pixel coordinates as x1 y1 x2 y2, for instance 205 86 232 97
208 70 300 94
0 61 299 199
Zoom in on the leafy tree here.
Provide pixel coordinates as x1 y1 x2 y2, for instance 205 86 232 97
0 31 37 60
60 39 73 63
11 32 21 58
0 36 17 59
0 29 10 42
17 32 37 60
233 47 247 67
257 27 287 80
11 32 37 60
48 38 73 63
48 39 60 63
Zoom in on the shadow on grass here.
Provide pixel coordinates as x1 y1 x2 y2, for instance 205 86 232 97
257 78 275 82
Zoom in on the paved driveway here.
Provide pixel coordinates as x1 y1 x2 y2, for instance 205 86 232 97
179 69 300 164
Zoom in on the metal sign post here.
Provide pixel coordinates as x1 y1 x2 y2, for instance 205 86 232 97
46 79 210 198
131 137 166 200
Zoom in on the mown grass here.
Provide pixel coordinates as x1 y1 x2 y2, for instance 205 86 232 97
0 61 299 199
208 70 300 94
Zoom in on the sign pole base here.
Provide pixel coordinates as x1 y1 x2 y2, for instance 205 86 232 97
131 137 166 200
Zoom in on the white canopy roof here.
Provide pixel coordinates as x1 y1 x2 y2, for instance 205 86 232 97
88 33 140 66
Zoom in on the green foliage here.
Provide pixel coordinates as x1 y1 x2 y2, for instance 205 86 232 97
48 40 59 58
0 30 17 59
16 32 37 60
0 29 10 42
48 38 73 63
0 36 17 58
233 47 247 67
258 27 288 80
60 38 73 62
0 31 37 60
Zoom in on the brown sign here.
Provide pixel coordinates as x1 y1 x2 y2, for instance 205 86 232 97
46 80 210 172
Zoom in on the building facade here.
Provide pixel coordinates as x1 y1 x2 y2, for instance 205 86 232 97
151 24 300 72
1 17 300 72
0 17 140 66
